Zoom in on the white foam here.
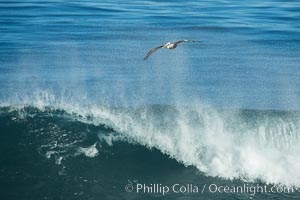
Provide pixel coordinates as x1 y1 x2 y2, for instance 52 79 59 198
2 91 300 186
77 143 99 158
89 104 300 187
98 133 126 146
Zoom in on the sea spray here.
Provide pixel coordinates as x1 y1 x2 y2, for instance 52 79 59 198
1 95 300 186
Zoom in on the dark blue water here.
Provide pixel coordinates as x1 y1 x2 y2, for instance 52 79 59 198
1 1 300 199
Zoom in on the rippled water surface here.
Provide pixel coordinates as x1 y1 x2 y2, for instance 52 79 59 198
1 0 300 108
1 1 300 200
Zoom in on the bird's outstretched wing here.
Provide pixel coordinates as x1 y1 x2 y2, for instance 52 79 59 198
174 39 199 45
144 45 164 60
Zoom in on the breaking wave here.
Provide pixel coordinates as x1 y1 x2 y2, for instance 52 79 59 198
1 91 300 187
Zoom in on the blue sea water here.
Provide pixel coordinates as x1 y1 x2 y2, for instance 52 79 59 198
1 0 300 199
1 0 300 109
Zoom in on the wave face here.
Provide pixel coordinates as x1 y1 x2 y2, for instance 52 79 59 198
1 0 300 199
1 92 300 187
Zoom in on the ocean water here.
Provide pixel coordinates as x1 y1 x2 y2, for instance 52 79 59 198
1 0 300 199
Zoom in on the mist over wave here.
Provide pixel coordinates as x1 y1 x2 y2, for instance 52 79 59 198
1 91 300 187
1 0 300 199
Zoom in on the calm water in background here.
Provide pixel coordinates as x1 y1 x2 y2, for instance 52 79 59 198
1 1 300 200
1 0 300 109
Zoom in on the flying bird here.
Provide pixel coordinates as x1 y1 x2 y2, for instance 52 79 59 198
144 40 198 60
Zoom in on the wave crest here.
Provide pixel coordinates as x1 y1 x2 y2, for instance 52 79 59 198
1 91 300 186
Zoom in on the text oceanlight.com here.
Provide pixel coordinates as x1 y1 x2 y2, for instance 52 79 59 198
124 183 297 196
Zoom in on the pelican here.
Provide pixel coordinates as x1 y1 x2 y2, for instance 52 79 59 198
144 40 198 60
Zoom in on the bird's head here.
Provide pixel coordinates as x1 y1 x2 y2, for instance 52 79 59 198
163 42 171 47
